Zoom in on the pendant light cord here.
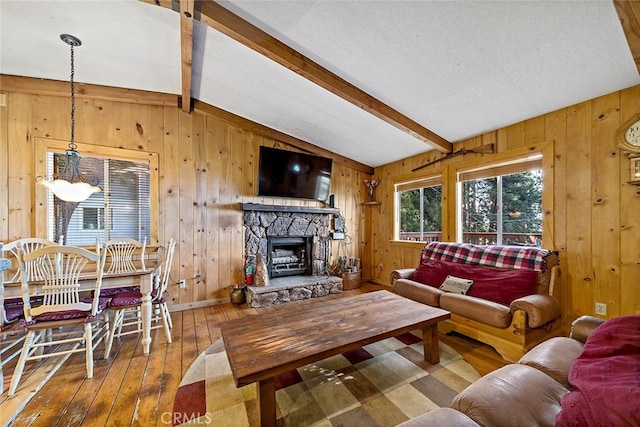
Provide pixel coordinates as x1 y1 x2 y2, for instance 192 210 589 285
69 43 76 152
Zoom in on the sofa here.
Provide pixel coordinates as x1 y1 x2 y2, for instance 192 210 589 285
391 242 562 362
399 314 640 427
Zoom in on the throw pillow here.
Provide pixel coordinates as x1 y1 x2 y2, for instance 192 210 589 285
439 275 473 295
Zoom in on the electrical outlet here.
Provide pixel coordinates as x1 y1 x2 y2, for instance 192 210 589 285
179 279 186 289
595 302 607 316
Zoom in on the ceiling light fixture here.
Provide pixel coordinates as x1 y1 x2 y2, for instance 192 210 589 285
36 34 101 203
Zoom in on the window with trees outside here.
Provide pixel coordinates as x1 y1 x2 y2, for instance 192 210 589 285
395 176 442 242
458 157 542 247
36 139 158 247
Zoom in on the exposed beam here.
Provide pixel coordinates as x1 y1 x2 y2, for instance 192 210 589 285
615 0 640 73
0 74 178 106
179 0 194 113
193 100 374 174
195 1 452 154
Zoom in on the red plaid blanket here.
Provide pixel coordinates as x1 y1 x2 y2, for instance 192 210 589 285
420 242 550 272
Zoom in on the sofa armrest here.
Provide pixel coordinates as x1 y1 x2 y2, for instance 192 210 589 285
510 294 561 328
390 268 415 286
569 315 605 344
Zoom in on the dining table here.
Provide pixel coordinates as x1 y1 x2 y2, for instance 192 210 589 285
2 260 160 356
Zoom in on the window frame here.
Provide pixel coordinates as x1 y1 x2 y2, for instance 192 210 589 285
393 174 444 242
452 142 554 247
35 138 160 247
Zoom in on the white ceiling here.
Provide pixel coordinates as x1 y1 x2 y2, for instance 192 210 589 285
1 0 639 167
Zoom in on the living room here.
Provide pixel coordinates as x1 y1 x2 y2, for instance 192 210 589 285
2 1 640 425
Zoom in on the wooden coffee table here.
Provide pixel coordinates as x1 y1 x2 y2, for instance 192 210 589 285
220 290 450 427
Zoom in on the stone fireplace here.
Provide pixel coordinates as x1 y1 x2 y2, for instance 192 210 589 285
241 203 343 307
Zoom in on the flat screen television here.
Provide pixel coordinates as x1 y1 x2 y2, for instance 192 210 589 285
257 146 332 202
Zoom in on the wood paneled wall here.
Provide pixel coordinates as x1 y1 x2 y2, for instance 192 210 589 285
371 85 640 327
0 89 368 310
3 81 639 323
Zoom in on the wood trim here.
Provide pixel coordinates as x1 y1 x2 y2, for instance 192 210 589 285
179 0 194 113
0 75 178 107
194 100 373 174
614 0 640 72
194 1 452 154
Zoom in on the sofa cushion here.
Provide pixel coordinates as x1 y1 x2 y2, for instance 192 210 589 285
413 260 538 306
440 293 512 328
397 408 480 427
394 278 443 307
452 364 568 427
518 336 584 388
556 315 640 426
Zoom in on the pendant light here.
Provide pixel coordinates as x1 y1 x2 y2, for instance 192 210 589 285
36 34 101 203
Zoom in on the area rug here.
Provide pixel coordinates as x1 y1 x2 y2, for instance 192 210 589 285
173 331 481 426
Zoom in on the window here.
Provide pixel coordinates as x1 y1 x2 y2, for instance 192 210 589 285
36 138 159 247
458 157 542 246
395 176 442 241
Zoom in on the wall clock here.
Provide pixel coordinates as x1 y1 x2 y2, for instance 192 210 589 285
617 114 640 153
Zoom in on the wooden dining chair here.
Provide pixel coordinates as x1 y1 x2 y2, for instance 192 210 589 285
104 238 176 358
2 236 64 284
1 244 22 394
7 244 107 396
98 237 147 275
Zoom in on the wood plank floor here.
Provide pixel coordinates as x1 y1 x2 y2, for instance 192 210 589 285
3 284 508 426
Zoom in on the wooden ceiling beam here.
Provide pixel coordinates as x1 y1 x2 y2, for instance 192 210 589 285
614 1 640 73
179 0 194 113
196 1 451 154
194 100 374 174
0 74 178 106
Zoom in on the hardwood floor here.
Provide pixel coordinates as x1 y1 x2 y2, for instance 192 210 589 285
3 283 508 426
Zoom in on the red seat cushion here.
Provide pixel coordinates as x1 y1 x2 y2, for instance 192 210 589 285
30 297 109 322
413 260 538 306
108 289 165 308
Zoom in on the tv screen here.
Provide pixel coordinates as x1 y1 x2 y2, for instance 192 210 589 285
257 146 332 202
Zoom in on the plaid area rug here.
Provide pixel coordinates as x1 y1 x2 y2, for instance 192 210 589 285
172 331 480 426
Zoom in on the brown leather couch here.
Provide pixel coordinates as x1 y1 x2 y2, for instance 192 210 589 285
391 242 563 362
398 315 605 427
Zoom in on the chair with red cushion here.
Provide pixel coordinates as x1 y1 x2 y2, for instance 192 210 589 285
104 239 176 358
7 243 107 396
1 245 21 394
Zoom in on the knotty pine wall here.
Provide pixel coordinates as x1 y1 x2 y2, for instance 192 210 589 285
0 90 369 310
370 85 640 328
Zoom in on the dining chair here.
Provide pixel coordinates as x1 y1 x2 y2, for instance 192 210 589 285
104 238 176 358
7 243 108 396
98 237 147 275
2 236 64 284
1 244 22 394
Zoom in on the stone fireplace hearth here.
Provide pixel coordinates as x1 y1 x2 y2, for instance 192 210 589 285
241 203 343 307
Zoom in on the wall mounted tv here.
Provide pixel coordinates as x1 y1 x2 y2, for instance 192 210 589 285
257 146 332 202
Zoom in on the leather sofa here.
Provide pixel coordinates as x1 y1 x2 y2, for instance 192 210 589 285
399 315 607 427
391 242 562 362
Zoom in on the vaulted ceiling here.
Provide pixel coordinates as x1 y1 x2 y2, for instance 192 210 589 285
2 0 640 169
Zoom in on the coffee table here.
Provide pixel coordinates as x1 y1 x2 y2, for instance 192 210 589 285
220 290 450 427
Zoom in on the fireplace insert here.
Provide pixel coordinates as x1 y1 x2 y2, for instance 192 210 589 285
267 236 313 278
